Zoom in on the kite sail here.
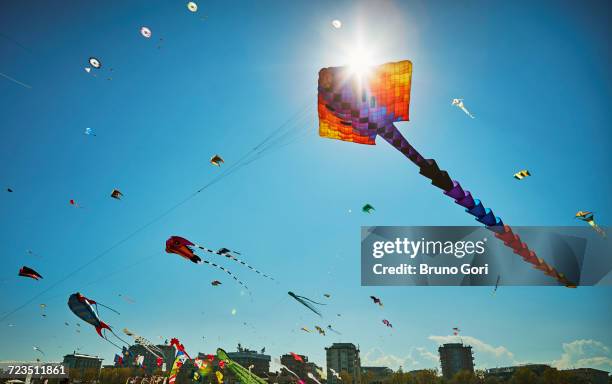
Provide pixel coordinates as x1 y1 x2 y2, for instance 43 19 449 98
370 296 383 307
382 319 393 328
187 2 198 12
67 292 128 349
33 346 45 356
362 204 375 213
451 98 475 118
288 291 326 317
210 155 224 167
315 326 326 336
110 189 123 200
290 352 304 363
211 280 222 286
513 170 531 180
19 266 43 280
140 27 152 39
576 211 607 238
318 60 575 287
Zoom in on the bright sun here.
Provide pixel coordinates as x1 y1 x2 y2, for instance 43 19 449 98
347 46 373 78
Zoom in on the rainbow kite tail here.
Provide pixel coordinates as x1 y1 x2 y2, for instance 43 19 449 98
381 123 576 287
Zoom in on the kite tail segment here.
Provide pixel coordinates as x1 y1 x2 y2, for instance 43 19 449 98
382 123 576 288
196 244 275 281
96 321 112 337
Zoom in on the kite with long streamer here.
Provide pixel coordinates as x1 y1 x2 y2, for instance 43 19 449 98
318 60 575 287
288 292 326 317
166 236 273 292
67 292 129 349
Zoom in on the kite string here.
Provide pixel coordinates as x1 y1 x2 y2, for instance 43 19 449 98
0 100 314 322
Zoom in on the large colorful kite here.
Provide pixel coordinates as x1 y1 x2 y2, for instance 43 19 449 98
317 60 575 287
216 348 267 384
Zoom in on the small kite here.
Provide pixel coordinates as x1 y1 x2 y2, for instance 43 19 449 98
452 327 460 336
451 98 475 118
382 319 392 328
323 293 331 298
315 326 326 336
40 304 47 318
64 322 69 326
140 26 152 39
231 308 237 315
89 57 101 69
331 20 342 29
362 204 375 214
84 127 96 136
110 189 123 200
290 352 304 363
513 170 531 180
69 199 83 208
327 325 341 335
67 292 128 349
19 266 43 280
576 211 607 238
187 1 198 12
370 296 383 307
33 346 45 356
300 327 311 333
288 291 326 317
6 187 13 192
493 274 500 295
211 280 222 286
210 154 224 167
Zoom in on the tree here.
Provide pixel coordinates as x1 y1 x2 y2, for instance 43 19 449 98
449 370 479 384
508 368 537 384
411 369 442 384
340 371 354 384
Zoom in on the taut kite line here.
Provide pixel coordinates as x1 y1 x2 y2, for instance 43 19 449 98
317 60 574 287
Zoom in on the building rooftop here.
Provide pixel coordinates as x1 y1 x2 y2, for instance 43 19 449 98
63 353 103 360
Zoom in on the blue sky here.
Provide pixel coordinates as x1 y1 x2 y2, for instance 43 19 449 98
1 0 611 374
